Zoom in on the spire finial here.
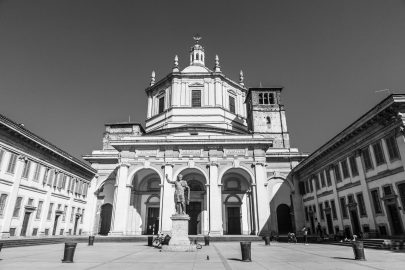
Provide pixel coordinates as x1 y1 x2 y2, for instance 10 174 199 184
239 70 244 86
173 55 179 72
193 34 202 44
150 70 155 86
214 55 221 72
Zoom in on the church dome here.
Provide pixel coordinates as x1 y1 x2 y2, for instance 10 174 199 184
181 65 211 73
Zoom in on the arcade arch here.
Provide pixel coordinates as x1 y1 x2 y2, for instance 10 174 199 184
221 168 254 235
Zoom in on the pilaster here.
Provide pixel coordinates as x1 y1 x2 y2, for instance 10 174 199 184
161 163 175 233
110 163 130 235
207 162 222 235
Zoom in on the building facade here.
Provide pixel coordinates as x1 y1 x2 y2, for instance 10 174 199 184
291 95 405 238
83 38 306 236
0 114 95 238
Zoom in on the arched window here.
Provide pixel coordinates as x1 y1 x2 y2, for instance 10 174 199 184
266 116 271 125
196 53 199 60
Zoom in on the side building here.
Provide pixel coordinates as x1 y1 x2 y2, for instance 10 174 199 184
0 114 96 238
291 94 405 238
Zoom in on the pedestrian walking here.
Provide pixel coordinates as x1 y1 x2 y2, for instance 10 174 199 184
302 226 308 245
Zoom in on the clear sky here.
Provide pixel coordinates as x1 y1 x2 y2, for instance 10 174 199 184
1 0 405 161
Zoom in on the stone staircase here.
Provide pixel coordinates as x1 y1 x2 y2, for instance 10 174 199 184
330 239 404 250
0 235 262 249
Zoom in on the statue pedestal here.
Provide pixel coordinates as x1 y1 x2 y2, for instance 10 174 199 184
162 214 196 252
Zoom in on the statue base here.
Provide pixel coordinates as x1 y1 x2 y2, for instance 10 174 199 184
162 214 196 252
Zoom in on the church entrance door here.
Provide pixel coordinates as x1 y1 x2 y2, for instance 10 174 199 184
99 203 112 235
187 202 202 235
146 207 160 235
277 204 292 234
227 207 241 235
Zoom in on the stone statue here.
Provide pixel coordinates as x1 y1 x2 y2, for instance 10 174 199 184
166 173 190 215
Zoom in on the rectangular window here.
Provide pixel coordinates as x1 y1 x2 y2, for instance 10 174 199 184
320 171 326 187
340 197 348 218
398 183 405 210
341 159 350 179
60 229 64 236
42 168 49 185
32 228 38 236
158 96 165 114
325 169 332 186
22 160 31 179
347 194 354 204
62 175 67 189
62 205 68 221
229 96 235 113
319 203 324 220
81 209 84 223
373 141 386 165
334 164 342 182
309 179 313 192
13 197 23 218
383 185 392 196
191 90 201 107
10 228 16 236
330 200 337 219
0 149 5 168
44 229 49 236
349 155 359 177
356 193 367 216
259 93 264 104
36 201 43 219
0 194 8 216
362 148 374 171
47 170 55 186
70 207 75 222
386 135 400 160
6 153 17 174
47 203 54 220
33 163 41 182
304 181 309 193
371 189 382 214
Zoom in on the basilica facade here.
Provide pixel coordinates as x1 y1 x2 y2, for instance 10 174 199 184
82 38 306 236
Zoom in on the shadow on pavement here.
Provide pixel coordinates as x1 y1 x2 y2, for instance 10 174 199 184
332 257 356 261
228 258 242 262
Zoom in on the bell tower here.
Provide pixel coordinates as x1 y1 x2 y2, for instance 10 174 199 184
246 87 290 148
189 35 205 66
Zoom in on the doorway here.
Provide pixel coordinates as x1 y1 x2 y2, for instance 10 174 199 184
325 213 334 235
349 209 361 236
52 215 60 235
20 212 31 236
386 203 404 235
187 202 202 235
227 207 241 235
146 207 160 235
99 203 112 235
277 204 293 234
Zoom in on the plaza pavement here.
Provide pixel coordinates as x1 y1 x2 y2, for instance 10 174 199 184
0 241 403 270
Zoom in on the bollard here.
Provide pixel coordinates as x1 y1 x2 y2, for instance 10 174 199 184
204 235 210 246
61 242 77 263
148 236 154 246
240 241 252 262
352 241 366 261
0 242 3 252
264 235 271 246
88 236 95 246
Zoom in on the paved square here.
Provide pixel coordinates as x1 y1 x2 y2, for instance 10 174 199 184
0 242 403 269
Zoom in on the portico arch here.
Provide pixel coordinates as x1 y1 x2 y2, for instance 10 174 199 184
221 168 254 235
175 167 208 235
128 168 162 235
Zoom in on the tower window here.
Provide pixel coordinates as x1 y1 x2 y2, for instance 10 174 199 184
158 96 165 114
196 53 199 60
192 90 201 107
266 116 271 124
229 96 235 113
258 93 274 105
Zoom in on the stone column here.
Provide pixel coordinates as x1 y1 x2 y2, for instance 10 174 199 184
204 183 210 234
161 163 174 233
1 155 27 238
253 162 269 235
110 163 130 235
208 162 222 235
82 175 99 235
